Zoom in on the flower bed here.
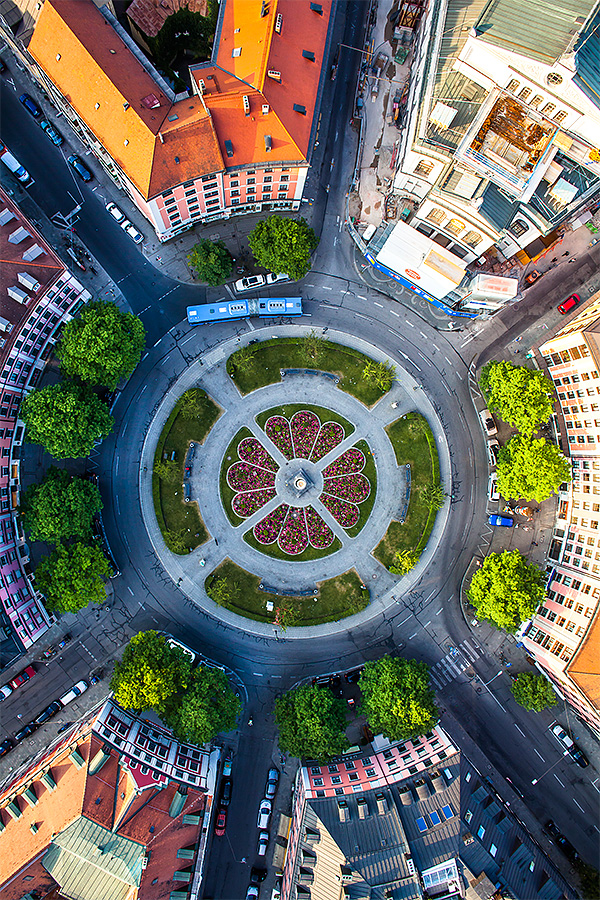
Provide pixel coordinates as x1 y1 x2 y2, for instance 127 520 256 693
320 493 359 528
265 415 294 459
227 461 276 492
253 504 289 544
278 507 309 555
310 422 345 462
322 447 365 477
306 505 334 549
232 489 276 518
290 410 320 458
237 437 279 472
323 472 371 503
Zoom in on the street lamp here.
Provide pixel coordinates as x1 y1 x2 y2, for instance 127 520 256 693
531 753 568 785
483 670 503 686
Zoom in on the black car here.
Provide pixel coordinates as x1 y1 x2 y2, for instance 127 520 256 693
67 154 93 182
0 737 14 757
544 820 561 837
34 700 61 726
554 835 580 862
251 867 267 884
220 778 232 807
344 667 363 683
568 745 589 767
14 722 37 742
329 674 343 697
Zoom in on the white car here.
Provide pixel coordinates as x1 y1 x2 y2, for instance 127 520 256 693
480 408 498 436
59 680 88 707
235 274 265 292
257 830 269 856
266 272 289 285
550 721 574 751
120 219 144 244
106 201 126 223
166 637 197 665
257 798 271 829
246 889 259 900
0 683 13 701
487 439 500 468
488 472 500 503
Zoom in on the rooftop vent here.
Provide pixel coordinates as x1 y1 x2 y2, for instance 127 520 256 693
264 135 272 152
337 799 349 822
275 13 282 32
123 102 130 110
8 226 31 244
302 50 315 61
268 70 281 81
22 244 44 261
94 102 100 109
310 2 323 11
357 798 369 819
375 792 388 815
243 95 250 115
225 140 234 158
141 93 161 109
262 104 270 115
293 104 307 114
340 865 353 883
232 47 242 58
124 139 129 146
18 272 40 292
260 0 269 16
175 156 180 164
0 208 16 225
8 286 29 304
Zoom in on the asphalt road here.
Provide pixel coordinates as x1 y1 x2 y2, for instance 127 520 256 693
1 12 599 897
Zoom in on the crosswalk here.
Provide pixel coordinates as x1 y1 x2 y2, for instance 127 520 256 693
429 639 482 690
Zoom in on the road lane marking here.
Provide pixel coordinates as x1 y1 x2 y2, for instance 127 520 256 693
115 457 119 476
123 534 130 550
397 615 413 625
374 301 383 308
128 587 134 595
420 331 427 338
408 632 418 639
115 497 121 514
390 309 399 316
554 774 565 787
252 672 264 676
357 295 367 301
436 608 443 615
406 320 414 327
322 286 332 290
356 313 369 320
514 724 526 737
534 749 545 761
424 620 431 628
573 799 586 813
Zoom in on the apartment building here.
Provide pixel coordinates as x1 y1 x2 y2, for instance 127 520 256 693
0 188 90 663
522 292 600 736
6 0 335 241
387 0 600 313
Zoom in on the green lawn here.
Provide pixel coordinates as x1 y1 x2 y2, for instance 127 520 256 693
255 403 355 436
219 426 254 526
205 559 370 625
345 439 377 538
227 338 390 406
152 390 221 554
375 413 440 569
243 528 342 561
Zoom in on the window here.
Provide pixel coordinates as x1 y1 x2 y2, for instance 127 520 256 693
366 768 376 777
507 79 519 92
426 207 445 224
349 772 359 781
518 87 531 100
554 110 567 123
247 178 255 184
328 764 338 773
331 775 342 784
361 757 372 766
547 72 563 86
414 159 434 177
264 176 272 183
313 777 324 786
281 175 289 181
477 825 486 839
463 230 482 247
310 767 321 775
509 218 528 237
542 102 556 115
530 93 543 107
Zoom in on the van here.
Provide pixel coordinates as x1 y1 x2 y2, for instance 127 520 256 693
59 680 88 706
0 142 30 183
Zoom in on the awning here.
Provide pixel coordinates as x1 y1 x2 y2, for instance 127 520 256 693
375 222 467 300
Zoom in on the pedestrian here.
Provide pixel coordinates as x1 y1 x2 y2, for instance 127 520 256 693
241 857 246 864
532 541 538 546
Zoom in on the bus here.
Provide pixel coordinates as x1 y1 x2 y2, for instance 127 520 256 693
186 297 303 325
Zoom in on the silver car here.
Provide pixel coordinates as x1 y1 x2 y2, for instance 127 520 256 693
265 767 279 799
257 798 271 829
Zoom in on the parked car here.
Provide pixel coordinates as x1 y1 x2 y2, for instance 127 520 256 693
121 219 144 244
235 274 265 292
14 722 37 742
67 154 93 182
480 408 498 436
487 439 500 467
257 830 269 856
489 514 513 527
558 293 580 315
214 808 227 836
328 674 343 697
344 667 363 683
266 272 289 284
19 92 41 117
0 683 13 701
553 833 580 862
543 819 561 837
257 798 271 829
39 119 64 146
0 738 14 758
251 867 267 884
106 201 126 223
166 636 197 665
34 700 61 726
222 749 233 777
271 877 282 900
0 56 7 73
488 472 500 503
220 778 232 807
245 888 259 900
265 767 279 799
569 745 589 767
550 721 574 751
59 680 89 707
9 665 36 690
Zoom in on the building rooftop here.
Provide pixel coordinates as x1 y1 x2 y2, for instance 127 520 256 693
567 604 600 710
127 0 209 39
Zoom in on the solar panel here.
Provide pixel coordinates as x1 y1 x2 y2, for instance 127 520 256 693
429 810 441 826
441 804 454 819
416 817 428 833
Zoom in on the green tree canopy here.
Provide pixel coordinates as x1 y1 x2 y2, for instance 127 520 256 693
497 434 571 502
389 549 419 575
36 541 112 614
479 360 554 435
469 549 545 631
359 655 438 742
421 482 445 511
110 630 192 715
21 381 114 459
510 672 557 711
187 239 233 286
164 666 241 744
275 684 348 761
56 301 146 389
248 215 318 280
300 330 327 365
178 388 211 419
362 359 395 392
21 467 102 543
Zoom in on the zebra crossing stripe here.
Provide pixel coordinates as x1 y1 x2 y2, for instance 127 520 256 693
461 639 481 660
442 657 463 677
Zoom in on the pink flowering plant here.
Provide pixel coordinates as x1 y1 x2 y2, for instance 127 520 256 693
310 422 345 462
290 410 320 458
227 461 276 492
232 489 276 518
265 416 294 459
278 507 309 555
237 437 279 472
253 504 289 544
320 493 360 528
323 472 370 503
322 448 365 477
305 505 334 549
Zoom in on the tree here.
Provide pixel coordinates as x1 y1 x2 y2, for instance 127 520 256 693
248 215 318 281
421 482 445 511
275 684 348 761
300 330 326 365
21 381 114 459
56 301 146 389
389 549 419 575
468 549 545 631
187 239 233 286
155 459 180 482
510 672 557 711
164 666 241 744
207 575 239 607
110 630 192 715
359 655 438 742
21 467 102 543
479 360 554 436
36 541 112 614
179 388 210 419
497 434 571 502
231 345 256 374
362 359 395 392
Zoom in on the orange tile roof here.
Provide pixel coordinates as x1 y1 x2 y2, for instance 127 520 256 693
567 608 600 711
214 0 277 88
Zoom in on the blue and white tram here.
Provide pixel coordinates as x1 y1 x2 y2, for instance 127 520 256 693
186 296 303 325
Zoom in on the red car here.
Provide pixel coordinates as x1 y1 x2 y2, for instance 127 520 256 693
215 809 227 836
9 665 35 690
558 293 580 315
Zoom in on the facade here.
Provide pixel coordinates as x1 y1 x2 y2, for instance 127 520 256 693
281 728 574 900
384 0 600 313
6 0 336 241
0 187 90 664
0 696 219 900
522 292 600 736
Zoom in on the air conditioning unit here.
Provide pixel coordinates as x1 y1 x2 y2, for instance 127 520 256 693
243 95 250 115
463 833 475 845
141 857 149 869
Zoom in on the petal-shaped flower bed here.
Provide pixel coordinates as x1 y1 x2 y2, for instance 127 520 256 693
320 493 359 528
237 437 279 472
232 489 276 518
265 416 294 460
253 503 289 543
322 448 366 477
310 422 345 462
290 410 320 458
323 472 371 503
278 507 309 555
227 461 276 492
306 505 334 549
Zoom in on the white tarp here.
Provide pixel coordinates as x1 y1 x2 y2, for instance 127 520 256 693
375 222 466 300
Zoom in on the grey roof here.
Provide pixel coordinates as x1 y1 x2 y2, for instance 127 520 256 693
42 815 145 900
479 183 518 230
574 7 600 110
474 0 597 64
